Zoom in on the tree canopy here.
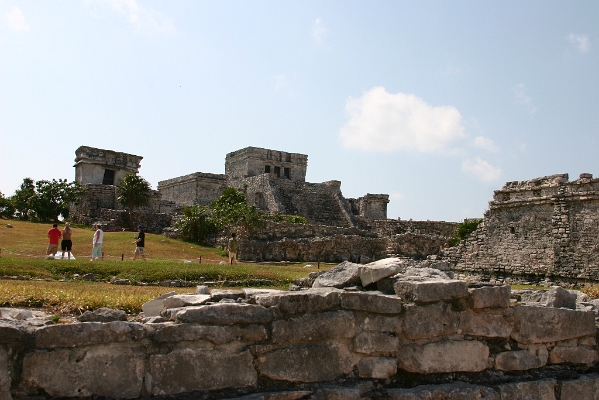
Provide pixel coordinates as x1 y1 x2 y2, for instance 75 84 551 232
9 178 83 222
116 173 151 228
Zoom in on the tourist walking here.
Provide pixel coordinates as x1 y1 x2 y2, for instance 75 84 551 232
61 223 73 259
132 225 146 261
91 224 104 261
46 223 62 258
227 232 238 265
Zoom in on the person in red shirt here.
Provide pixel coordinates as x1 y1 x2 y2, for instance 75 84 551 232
47 223 62 257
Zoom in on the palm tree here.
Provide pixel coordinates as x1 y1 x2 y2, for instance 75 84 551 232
116 173 151 229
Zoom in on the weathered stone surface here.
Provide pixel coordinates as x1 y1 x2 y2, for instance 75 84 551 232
77 307 127 322
149 323 268 344
340 291 402 314
357 357 397 379
495 348 548 371
230 392 314 400
243 288 284 300
320 386 361 400
312 261 361 288
354 331 399 354
255 288 342 316
394 278 468 303
356 313 402 333
196 285 210 294
175 303 273 325
163 294 211 310
271 311 354 343
21 346 145 398
142 291 176 317
0 347 11 400
402 302 459 340
397 340 489 373
497 379 556 400
359 258 407 286
210 289 245 301
559 374 599 400
549 346 597 364
256 344 355 382
0 322 24 344
387 382 499 400
150 348 257 395
35 321 145 348
545 286 577 309
511 306 596 344
469 285 511 309
459 309 512 338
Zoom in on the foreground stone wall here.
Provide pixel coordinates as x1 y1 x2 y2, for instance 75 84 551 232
2 277 597 399
445 173 599 284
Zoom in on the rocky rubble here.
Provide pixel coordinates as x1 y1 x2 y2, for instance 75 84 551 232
1 258 598 399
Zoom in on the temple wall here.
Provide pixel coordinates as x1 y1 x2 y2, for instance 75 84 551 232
158 172 226 207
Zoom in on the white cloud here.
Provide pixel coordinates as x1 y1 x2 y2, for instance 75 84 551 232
473 136 500 152
92 0 174 35
339 87 466 153
568 33 590 53
312 18 326 43
461 157 502 182
5 6 29 32
390 192 404 201
513 83 538 115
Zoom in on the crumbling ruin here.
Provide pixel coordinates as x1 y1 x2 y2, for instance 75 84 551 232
2 258 598 399
445 173 599 285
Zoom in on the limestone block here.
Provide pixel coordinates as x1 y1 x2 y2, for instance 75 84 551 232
243 288 284 300
387 382 499 400
0 347 12 400
397 340 489 374
496 379 556 400
354 331 399 354
402 302 459 340
312 261 362 288
255 288 342 316
196 285 210 294
0 323 24 345
394 278 468 303
357 357 397 379
340 291 402 314
149 323 268 344
494 348 548 371
271 311 354 343
162 294 211 310
320 386 361 400
175 303 273 325
469 285 511 309
142 291 176 317
356 313 402 333
559 374 599 400
545 286 577 309
150 348 257 395
256 343 355 382
35 321 145 348
21 346 145 399
359 258 407 286
77 307 127 322
511 306 596 344
459 309 512 338
549 346 598 364
210 289 245 301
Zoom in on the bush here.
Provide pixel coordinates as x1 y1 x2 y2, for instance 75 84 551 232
448 218 483 246
176 205 217 243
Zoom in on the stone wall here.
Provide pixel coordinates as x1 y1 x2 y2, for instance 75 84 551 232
2 282 597 399
348 194 390 220
445 173 599 284
74 146 142 185
158 172 226 207
225 146 308 182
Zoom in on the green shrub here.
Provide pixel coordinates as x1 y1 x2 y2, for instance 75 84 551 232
448 218 483 246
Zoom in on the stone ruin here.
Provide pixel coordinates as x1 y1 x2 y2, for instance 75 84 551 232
444 173 599 286
70 146 456 260
1 258 598 399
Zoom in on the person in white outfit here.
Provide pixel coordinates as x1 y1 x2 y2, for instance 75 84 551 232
91 224 104 261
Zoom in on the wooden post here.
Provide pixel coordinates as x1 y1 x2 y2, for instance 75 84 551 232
121 253 124 261
199 256 202 264
317 256 320 269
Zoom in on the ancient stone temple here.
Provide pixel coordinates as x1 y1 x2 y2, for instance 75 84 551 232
74 146 143 186
158 146 390 228
445 173 599 284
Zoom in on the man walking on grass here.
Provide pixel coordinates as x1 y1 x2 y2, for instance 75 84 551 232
132 225 146 261
47 223 61 258
227 232 238 265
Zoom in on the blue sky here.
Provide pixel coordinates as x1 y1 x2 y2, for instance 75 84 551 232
1 1 597 222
